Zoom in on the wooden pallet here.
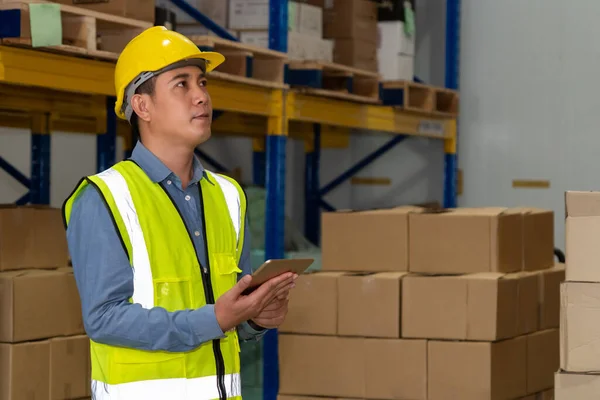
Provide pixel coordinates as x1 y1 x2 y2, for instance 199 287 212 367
189 35 288 89
381 80 459 116
0 0 151 61
286 60 381 104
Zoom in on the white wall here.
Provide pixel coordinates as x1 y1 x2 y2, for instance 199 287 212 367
457 0 600 251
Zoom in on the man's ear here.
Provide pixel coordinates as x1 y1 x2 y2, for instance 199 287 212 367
130 94 151 122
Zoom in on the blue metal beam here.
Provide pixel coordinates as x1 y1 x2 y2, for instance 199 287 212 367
194 148 229 173
304 124 321 245
252 151 266 186
167 0 238 41
15 192 30 206
269 0 288 52
30 133 50 205
320 135 407 197
98 96 117 173
0 155 30 188
320 199 335 212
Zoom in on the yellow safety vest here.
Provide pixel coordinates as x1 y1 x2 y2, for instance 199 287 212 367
63 159 247 400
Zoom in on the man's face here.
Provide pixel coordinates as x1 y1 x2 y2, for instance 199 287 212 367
147 65 212 146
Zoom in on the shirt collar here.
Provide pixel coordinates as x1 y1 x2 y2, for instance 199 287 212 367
129 141 212 185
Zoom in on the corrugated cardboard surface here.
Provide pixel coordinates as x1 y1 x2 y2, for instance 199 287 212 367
560 282 600 372
0 206 69 271
514 208 554 271
555 371 600 399
565 192 600 282
527 329 559 395
0 341 50 400
539 264 565 330
279 272 343 335
321 207 421 272
333 38 378 71
279 335 426 399
402 272 538 340
0 269 84 342
428 336 527 400
50 335 91 400
338 272 407 338
409 208 523 274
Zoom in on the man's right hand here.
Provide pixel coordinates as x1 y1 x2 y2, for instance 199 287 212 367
214 272 295 333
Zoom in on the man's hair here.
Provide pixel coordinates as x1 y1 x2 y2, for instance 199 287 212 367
130 76 157 143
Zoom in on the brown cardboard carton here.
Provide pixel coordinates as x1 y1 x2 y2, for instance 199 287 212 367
50 335 91 400
0 341 50 400
279 335 365 398
565 191 600 282
0 269 84 342
428 336 527 400
402 271 538 340
560 281 600 372
514 207 554 271
279 272 343 335
51 0 155 22
539 264 565 329
364 338 427 400
321 206 422 272
338 272 407 338
278 335 427 399
540 389 554 400
527 329 559 394
555 371 600 399
333 39 378 71
409 208 523 274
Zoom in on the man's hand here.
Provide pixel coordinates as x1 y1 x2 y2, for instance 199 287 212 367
250 296 289 329
214 272 295 333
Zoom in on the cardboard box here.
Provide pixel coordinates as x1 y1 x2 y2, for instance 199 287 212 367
539 264 565 329
378 21 415 56
516 208 554 271
0 269 84 342
229 0 320 36
279 335 427 399
338 272 407 338
540 389 555 400
527 329 560 394
555 371 600 399
0 206 69 271
279 272 342 335
402 271 539 341
334 38 378 71
0 341 50 400
239 31 333 62
428 337 528 400
565 191 600 282
296 3 322 37
560 281 600 372
51 0 155 22
50 335 91 400
175 0 227 26
324 0 378 43
409 208 523 274
321 206 422 272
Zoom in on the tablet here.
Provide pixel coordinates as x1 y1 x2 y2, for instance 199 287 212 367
242 258 314 294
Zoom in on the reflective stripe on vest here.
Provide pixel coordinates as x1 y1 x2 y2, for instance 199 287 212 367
92 373 241 400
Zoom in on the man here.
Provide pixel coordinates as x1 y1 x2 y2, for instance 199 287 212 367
63 26 295 400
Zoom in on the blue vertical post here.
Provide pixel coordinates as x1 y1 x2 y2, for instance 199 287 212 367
30 131 50 205
263 1 288 400
98 96 117 172
443 0 460 208
304 124 321 245
253 138 266 186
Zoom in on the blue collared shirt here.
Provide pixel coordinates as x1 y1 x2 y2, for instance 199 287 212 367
66 141 265 352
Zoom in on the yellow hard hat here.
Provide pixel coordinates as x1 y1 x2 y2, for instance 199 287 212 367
114 26 225 121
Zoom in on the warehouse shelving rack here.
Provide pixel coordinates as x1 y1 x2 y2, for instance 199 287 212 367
0 1 460 399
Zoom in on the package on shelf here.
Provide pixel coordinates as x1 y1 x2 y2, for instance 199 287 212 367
539 264 565 330
0 269 84 343
338 272 407 338
555 371 600 399
51 0 155 22
402 271 541 341
321 206 424 273
559 281 600 373
279 271 343 335
229 0 322 37
565 191 600 282
334 38 378 71
377 20 415 80
239 31 333 62
278 334 427 400
0 205 69 272
0 335 90 400
409 207 527 274
323 0 378 43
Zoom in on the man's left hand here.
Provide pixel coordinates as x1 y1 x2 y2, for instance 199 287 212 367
250 297 289 330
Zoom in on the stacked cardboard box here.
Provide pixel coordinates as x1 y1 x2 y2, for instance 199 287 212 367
377 0 416 80
323 0 378 71
51 0 155 22
278 206 562 400
231 0 333 62
555 191 600 399
0 206 90 400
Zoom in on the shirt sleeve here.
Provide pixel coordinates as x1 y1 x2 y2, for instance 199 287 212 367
66 185 225 352
236 213 269 342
